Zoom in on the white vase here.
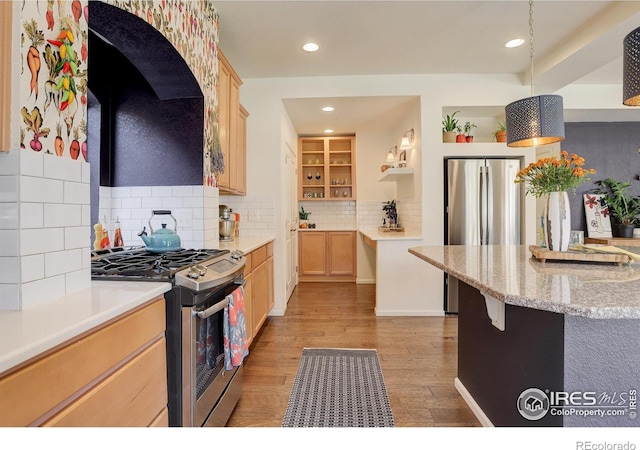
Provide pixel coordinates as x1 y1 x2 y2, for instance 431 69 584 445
544 191 571 252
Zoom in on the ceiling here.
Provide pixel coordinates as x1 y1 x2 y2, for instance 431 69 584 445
212 1 640 134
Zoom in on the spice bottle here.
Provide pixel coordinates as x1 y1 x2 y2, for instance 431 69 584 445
100 216 111 249
113 216 124 247
94 223 103 250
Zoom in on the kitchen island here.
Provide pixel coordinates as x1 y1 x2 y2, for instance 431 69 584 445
409 245 640 427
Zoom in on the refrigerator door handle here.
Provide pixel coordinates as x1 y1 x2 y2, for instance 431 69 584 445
479 165 488 245
485 163 493 244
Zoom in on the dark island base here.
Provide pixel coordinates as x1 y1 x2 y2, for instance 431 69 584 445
456 279 640 427
457 280 565 426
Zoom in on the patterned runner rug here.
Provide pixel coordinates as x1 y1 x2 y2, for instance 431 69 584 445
282 348 395 427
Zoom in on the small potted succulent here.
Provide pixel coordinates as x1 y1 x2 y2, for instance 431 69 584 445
494 121 507 142
442 111 459 143
593 178 640 238
463 122 477 143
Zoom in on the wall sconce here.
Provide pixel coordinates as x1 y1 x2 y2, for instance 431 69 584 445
399 128 415 151
386 145 398 167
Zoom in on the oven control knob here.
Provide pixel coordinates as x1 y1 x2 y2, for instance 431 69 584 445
230 250 244 260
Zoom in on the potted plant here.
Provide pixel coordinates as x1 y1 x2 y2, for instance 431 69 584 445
494 121 507 142
299 206 311 229
463 121 477 143
455 125 466 143
593 178 640 238
442 111 459 143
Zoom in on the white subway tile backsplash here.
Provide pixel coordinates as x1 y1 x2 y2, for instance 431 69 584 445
0 150 19 175
45 249 83 277
65 226 91 250
82 205 91 226
20 228 64 255
44 155 82 182
152 186 173 198
131 186 151 197
64 181 90 204
0 284 20 310
44 203 82 228
0 204 19 229
162 197 183 209
173 186 194 197
111 186 132 198
65 268 91 294
0 257 20 283
121 197 142 209
21 275 66 309
19 149 43 177
0 230 19 256
20 176 64 203
0 176 18 202
81 161 90 184
21 254 44 282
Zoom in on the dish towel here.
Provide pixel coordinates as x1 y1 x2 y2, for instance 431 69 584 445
223 286 249 370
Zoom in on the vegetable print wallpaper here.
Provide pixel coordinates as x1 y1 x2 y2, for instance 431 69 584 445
106 0 221 187
20 0 89 160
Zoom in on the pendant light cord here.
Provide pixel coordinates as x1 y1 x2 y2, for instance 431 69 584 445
529 0 535 96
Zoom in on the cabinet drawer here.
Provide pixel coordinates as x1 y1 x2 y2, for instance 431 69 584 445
0 298 165 426
43 338 167 427
251 245 267 267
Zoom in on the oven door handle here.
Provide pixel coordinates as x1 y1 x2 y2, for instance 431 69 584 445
196 298 229 319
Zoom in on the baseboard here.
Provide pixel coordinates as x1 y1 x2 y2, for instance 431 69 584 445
454 377 493 427
356 278 376 284
374 308 445 317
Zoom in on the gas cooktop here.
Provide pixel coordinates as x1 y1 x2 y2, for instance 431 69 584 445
91 247 229 281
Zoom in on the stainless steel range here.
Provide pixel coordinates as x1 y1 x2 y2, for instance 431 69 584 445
91 247 247 427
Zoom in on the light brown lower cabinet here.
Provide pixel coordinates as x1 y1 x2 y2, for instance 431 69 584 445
298 231 356 282
243 242 274 346
0 297 168 427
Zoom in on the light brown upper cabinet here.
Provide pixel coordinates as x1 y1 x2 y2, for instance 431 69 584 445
298 136 356 201
217 50 247 195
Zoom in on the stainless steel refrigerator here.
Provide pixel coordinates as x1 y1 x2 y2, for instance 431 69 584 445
444 158 522 313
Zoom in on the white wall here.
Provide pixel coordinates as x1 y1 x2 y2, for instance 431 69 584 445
240 73 583 316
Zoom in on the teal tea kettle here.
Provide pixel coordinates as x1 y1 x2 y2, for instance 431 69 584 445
138 210 182 252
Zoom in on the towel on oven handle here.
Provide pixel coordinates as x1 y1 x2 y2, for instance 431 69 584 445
223 286 249 370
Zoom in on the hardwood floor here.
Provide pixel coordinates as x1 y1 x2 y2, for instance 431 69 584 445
227 282 481 427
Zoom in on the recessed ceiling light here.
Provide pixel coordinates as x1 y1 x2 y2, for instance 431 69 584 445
303 42 320 52
324 129 334 133
322 106 334 112
505 38 525 48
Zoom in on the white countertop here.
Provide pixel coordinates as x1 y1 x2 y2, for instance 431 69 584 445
218 235 274 254
0 281 171 375
359 227 422 241
298 228 357 232
409 245 640 319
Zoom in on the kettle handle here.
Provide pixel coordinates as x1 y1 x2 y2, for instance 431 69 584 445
149 210 177 233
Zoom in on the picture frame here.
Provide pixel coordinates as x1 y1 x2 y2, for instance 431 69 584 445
583 193 612 238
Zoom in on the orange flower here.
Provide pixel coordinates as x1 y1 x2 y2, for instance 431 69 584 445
513 151 595 197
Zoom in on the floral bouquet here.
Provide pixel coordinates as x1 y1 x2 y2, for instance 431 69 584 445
514 151 596 197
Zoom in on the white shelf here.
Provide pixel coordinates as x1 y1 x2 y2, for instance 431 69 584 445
378 167 414 182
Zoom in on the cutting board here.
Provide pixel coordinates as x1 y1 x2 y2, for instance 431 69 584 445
529 246 630 266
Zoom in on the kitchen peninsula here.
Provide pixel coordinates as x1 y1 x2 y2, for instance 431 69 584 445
409 245 640 428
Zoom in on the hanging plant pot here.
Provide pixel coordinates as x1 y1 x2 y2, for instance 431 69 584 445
443 131 456 143
456 134 466 143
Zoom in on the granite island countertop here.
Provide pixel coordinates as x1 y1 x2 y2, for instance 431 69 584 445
408 244 640 319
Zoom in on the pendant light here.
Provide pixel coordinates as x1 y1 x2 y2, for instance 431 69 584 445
623 26 640 106
505 0 565 147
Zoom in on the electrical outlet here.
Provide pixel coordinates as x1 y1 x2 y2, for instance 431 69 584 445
248 210 259 222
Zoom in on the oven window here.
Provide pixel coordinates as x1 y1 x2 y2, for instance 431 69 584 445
195 308 225 399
